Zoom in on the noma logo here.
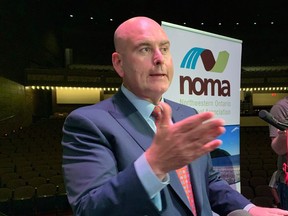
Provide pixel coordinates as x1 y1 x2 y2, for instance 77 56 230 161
179 47 230 97
180 47 229 73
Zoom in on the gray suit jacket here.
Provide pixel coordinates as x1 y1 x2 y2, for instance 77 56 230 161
62 90 250 216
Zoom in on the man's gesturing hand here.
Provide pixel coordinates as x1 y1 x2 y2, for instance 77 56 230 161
145 102 226 180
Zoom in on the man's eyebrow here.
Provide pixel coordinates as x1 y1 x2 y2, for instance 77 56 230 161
137 41 150 47
160 41 170 46
134 40 170 49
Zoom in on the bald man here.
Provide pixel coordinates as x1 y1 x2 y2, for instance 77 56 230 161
62 16 288 216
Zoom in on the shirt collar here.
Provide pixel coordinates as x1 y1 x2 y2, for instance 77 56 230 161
121 85 163 119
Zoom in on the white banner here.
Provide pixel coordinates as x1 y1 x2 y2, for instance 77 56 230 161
162 21 242 192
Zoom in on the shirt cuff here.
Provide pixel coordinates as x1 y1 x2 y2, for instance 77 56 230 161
244 203 256 212
134 153 169 198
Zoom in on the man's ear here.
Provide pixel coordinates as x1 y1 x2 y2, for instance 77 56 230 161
112 52 124 78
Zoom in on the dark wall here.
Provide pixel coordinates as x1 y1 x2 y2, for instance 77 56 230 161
0 0 64 84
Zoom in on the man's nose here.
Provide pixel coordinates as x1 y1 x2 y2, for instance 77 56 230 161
153 50 164 65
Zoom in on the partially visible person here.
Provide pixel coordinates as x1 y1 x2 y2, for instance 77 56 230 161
269 170 281 208
269 96 288 210
270 96 288 155
61 16 288 216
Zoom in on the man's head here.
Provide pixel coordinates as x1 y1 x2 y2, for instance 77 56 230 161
112 16 174 104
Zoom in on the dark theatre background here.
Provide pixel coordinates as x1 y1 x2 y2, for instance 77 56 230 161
0 0 288 215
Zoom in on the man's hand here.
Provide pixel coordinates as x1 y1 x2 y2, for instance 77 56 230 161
145 102 225 180
249 206 288 215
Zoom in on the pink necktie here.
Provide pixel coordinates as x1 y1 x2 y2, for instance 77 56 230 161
151 105 162 126
151 105 197 215
176 166 197 215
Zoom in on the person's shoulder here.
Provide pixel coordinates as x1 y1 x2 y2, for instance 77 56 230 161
69 97 113 116
276 96 288 105
283 96 288 104
271 96 288 111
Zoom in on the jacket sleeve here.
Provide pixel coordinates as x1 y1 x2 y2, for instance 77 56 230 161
207 154 251 215
61 109 159 216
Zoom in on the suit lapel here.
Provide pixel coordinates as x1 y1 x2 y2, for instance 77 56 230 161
109 91 154 151
168 171 192 210
187 161 203 214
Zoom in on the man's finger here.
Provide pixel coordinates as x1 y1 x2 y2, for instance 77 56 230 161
174 111 220 132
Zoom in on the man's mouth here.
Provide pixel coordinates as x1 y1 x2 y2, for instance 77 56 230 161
150 74 166 77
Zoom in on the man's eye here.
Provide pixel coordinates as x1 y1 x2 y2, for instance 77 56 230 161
161 47 169 54
141 47 150 53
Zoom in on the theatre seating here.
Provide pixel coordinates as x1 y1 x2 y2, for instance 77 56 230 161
251 196 274 208
12 185 35 215
241 185 255 200
240 126 278 207
0 187 13 215
0 120 279 213
0 118 72 215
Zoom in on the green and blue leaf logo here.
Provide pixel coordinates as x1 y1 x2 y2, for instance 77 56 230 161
180 47 229 73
